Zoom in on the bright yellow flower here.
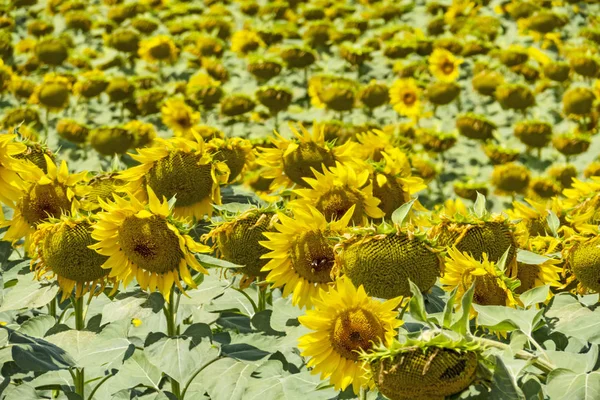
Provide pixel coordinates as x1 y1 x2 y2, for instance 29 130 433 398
428 49 463 82
138 35 179 64
389 78 422 118
161 97 201 138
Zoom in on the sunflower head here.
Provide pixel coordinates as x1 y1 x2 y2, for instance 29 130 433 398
31 216 110 301
255 86 293 114
339 43 373 67
247 56 283 82
514 120 552 148
279 45 316 69
358 81 390 110
124 120 156 148
564 236 600 293
74 70 108 99
33 74 71 110
552 133 590 157
56 119 89 144
410 155 438 183
389 78 422 117
498 46 529 67
491 162 531 195
548 163 577 189
35 37 68 66
453 181 488 202
543 61 570 82
309 75 358 112
303 21 331 47
220 94 256 118
482 143 520 165
530 177 561 199
570 55 599 78
472 69 504 97
426 81 461 106
293 162 384 225
496 83 535 111
584 161 600 179
107 28 140 54
81 172 125 210
206 137 254 182
418 128 457 153
455 113 496 141
206 208 277 277
429 48 463 82
161 97 200 137
90 126 134 156
231 29 265 55
298 276 402 394
131 16 159 34
138 35 179 63
365 333 480 400
105 77 134 103
339 226 442 299
563 87 596 116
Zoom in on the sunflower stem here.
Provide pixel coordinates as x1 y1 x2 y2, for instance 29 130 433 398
165 287 182 399
468 336 555 375
359 386 368 400
73 296 85 330
75 368 85 397
257 284 268 312
48 296 57 319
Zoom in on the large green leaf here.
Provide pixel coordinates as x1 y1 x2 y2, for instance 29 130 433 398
545 294 600 344
546 369 600 400
0 275 59 312
193 358 261 400
473 305 544 337
17 315 55 338
115 350 162 391
5 329 74 372
144 337 220 386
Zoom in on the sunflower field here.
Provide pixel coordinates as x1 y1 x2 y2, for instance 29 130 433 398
4 0 600 399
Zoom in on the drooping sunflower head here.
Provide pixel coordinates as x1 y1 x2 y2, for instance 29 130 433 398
364 332 481 400
206 137 254 183
298 276 402 394
482 143 520 165
124 120 156 148
220 94 256 118
90 188 211 298
260 205 354 308
543 61 571 82
292 162 384 225
410 155 439 183
564 235 600 294
231 29 265 55
338 225 443 299
308 75 358 112
498 45 529 67
472 69 504 97
89 126 135 156
138 35 179 64
417 128 457 153
161 97 201 138
563 87 596 116
389 78 422 117
30 216 112 302
35 37 69 66
279 45 316 69
495 83 536 111
453 181 489 202
491 162 531 195
11 137 54 174
73 70 108 99
425 81 461 106
3 157 89 244
514 120 552 149
552 132 591 158
515 254 563 295
30 74 71 111
56 119 89 144
205 207 277 277
529 176 561 199
247 55 283 82
358 80 390 110
429 48 464 82
120 136 229 220
456 113 496 141
255 85 293 115
339 42 374 67
441 246 519 310
256 123 359 190
548 163 578 189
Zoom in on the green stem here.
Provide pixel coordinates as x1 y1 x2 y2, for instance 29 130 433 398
359 386 368 400
469 336 555 375
48 296 57 319
75 368 85 397
73 296 85 331
44 108 50 140
181 357 222 399
257 285 267 312
87 373 114 400
164 287 182 399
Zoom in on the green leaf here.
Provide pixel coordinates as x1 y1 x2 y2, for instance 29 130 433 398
517 249 552 265
179 274 230 307
547 211 560 237
270 297 303 331
46 329 132 368
115 350 162 391
546 294 600 344
546 369 600 400
251 310 285 336
391 198 416 226
450 282 475 335
408 280 428 325
101 291 163 324
6 329 74 372
222 343 270 361
473 305 543 336
0 275 59 312
145 337 220 386
442 287 458 329
473 192 487 219
193 358 261 400
546 345 598 374
496 247 511 273
17 315 55 338
197 254 245 269
489 355 525 400
520 285 549 308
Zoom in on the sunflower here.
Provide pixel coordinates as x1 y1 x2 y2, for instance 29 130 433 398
30 215 113 302
90 188 211 298
230 29 265 55
0 133 40 206
298 276 402 394
515 254 562 294
292 162 384 224
206 137 254 183
3 157 88 246
29 74 71 111
389 78 422 118
429 48 463 82
441 247 519 313
564 235 600 294
119 136 229 220
138 35 179 64
161 97 201 138
260 205 353 309
355 129 395 162
507 198 564 245
256 123 359 190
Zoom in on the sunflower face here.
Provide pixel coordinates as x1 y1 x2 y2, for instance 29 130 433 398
570 239 600 292
371 347 478 400
473 274 509 305
515 263 540 294
119 215 184 274
21 183 71 226
341 232 441 299
283 142 335 186
290 231 336 284
331 308 385 361
146 151 213 208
